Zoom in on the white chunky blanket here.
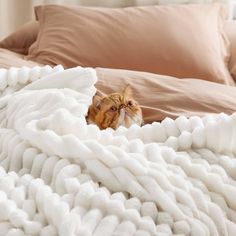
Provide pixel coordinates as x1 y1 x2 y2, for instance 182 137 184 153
0 65 236 236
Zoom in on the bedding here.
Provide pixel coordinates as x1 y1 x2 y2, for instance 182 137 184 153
26 4 234 85
95 67 236 123
0 49 41 69
1 49 236 124
0 65 236 235
1 4 236 235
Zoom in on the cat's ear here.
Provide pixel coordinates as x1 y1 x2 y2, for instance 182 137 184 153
93 90 106 111
122 84 132 98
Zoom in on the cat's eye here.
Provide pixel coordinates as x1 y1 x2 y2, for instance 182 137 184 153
110 106 117 112
128 101 133 106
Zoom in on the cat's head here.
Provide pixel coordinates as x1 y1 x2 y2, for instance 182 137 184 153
87 86 143 130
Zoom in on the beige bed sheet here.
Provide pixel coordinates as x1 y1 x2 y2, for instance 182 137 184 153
0 48 41 69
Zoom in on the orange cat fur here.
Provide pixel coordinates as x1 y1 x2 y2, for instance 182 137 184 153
87 86 143 130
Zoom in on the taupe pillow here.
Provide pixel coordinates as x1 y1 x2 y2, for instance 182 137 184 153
27 4 234 84
0 21 39 55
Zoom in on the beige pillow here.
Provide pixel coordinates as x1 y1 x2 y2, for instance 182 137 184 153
0 21 39 55
225 20 236 81
27 4 234 84
95 68 236 123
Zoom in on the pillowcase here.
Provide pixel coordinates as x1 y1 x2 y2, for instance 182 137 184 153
95 67 236 123
0 21 39 55
225 20 236 81
27 4 233 84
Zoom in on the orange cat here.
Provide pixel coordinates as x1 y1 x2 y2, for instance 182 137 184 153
87 86 143 130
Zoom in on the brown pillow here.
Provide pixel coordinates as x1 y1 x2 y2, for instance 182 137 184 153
95 67 236 123
225 20 236 81
0 21 39 55
27 4 234 84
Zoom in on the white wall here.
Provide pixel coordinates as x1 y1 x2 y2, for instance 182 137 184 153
0 0 235 40
0 0 34 39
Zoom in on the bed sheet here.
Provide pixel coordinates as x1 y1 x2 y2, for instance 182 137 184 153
0 48 41 69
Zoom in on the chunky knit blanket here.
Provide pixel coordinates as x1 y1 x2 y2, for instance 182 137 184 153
0 65 236 236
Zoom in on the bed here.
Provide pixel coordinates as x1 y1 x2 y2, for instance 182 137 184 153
1 3 236 236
